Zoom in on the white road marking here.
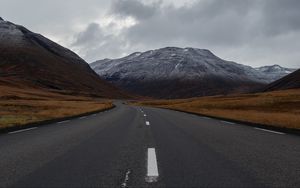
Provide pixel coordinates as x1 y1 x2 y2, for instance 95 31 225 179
79 116 87 119
58 120 70 124
121 169 131 188
91 114 97 117
144 114 147 117
221 121 235 125
202 117 211 120
146 121 150 126
254 128 285 135
9 127 37 134
146 148 159 183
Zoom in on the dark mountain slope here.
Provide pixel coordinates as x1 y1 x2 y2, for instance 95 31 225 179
263 69 300 91
0 18 128 98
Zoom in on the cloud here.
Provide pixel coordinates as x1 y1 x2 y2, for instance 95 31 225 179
111 0 161 20
71 22 129 61
261 0 300 36
103 0 300 67
2 0 299 68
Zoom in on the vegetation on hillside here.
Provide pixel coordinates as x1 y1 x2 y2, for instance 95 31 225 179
134 89 300 129
0 85 113 129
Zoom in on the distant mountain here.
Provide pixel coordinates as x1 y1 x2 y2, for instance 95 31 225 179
263 69 300 91
255 65 296 83
91 47 291 98
0 18 127 98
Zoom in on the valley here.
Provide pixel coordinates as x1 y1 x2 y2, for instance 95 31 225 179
133 89 300 130
0 15 300 188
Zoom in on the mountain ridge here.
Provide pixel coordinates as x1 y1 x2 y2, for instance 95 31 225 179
0 18 128 98
263 69 300 91
91 47 292 98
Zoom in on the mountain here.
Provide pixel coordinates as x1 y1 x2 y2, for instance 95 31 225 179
0 18 127 98
91 47 286 99
263 69 300 91
255 65 296 83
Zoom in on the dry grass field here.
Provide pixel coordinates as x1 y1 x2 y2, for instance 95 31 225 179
134 89 300 129
0 85 113 129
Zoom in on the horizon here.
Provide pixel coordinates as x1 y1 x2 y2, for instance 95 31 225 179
1 0 300 68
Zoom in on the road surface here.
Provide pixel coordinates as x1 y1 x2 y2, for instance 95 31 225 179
0 102 299 187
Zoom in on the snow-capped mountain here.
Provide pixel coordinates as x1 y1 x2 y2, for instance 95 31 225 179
263 69 300 91
0 17 127 98
255 65 296 82
91 47 294 98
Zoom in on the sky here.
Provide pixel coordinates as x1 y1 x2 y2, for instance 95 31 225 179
0 0 299 68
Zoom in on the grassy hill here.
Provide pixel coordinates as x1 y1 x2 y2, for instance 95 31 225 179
134 89 300 129
0 84 113 129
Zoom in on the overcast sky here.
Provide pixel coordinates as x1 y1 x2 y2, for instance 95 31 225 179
1 0 299 68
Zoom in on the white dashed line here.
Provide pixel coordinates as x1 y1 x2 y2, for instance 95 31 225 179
9 127 37 134
221 121 235 125
254 128 285 135
146 121 150 126
58 120 70 124
146 148 159 183
79 116 87 119
121 169 131 188
144 114 147 117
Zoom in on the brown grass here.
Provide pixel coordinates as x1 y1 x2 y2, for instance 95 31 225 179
133 89 300 129
0 85 113 129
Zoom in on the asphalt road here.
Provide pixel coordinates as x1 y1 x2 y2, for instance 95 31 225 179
0 102 299 188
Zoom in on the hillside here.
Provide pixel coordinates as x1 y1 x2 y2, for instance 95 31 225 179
0 18 127 98
133 89 300 130
263 69 300 91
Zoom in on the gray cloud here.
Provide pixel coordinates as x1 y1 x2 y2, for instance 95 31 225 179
111 0 161 19
73 23 105 46
71 22 128 61
262 0 300 36
1 0 299 68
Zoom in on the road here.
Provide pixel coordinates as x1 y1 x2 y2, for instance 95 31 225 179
0 102 300 187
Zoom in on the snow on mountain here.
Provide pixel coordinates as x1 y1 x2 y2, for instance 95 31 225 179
92 47 291 98
255 65 296 82
0 18 25 45
91 47 296 98
92 47 294 84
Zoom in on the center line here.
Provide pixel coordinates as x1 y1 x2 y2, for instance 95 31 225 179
146 121 150 126
121 169 131 188
254 127 285 135
146 148 159 183
9 127 37 134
